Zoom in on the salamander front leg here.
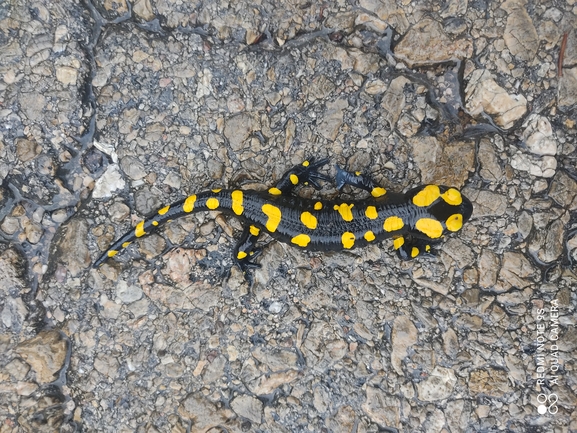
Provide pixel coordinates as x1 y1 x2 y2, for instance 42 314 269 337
233 225 263 284
268 157 330 196
335 165 387 198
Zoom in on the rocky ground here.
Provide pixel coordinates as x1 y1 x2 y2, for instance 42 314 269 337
1 0 576 432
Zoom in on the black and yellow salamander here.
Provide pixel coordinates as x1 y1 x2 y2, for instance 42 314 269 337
93 158 473 281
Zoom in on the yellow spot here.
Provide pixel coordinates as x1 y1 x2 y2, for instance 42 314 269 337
446 213 463 232
442 188 462 205
250 225 260 236
334 203 354 221
355 171 361 176
237 251 247 259
291 234 311 247
135 220 146 238
290 174 299 185
300 211 317 229
262 203 282 232
231 190 244 215
365 206 378 220
212 188 222 193
206 197 219 210
341 232 355 249
152 220 159 226
425 245 431 252
383 216 404 232
364 231 375 242
158 205 170 215
268 187 282 195
393 237 404 250
415 218 443 238
314 202 323 210
411 247 419 258
107 250 118 258
302 160 310 167
183 194 197 212
122 242 131 248
371 187 387 198
412 185 440 207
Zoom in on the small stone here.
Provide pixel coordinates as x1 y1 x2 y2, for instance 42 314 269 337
558 67 577 107
394 18 472 67
354 13 388 33
133 0 155 20
15 138 42 162
56 65 78 85
469 367 512 397
1 216 20 235
24 221 43 244
15 330 68 384
19 92 47 122
549 170 577 209
362 386 400 427
55 218 91 277
528 218 565 263
510 153 557 178
478 138 503 182
495 251 536 292
223 113 261 151
251 369 300 396
108 202 130 222
502 0 539 61
93 164 126 199
380 76 409 127
442 328 459 358
318 98 348 141
120 156 147 180
359 0 409 33
466 189 508 217
134 186 162 215
522 114 557 156
410 137 475 187
391 315 418 374
478 249 499 289
230 395 263 425
116 280 143 303
465 69 527 129
416 366 457 401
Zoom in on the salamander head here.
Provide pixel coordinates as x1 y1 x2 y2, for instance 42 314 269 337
406 184 473 236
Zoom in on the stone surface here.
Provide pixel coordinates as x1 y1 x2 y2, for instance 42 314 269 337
1 0 576 431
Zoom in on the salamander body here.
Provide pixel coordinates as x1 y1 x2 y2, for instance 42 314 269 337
94 159 473 280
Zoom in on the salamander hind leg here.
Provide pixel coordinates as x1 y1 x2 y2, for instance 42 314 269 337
267 157 330 196
335 165 387 198
233 224 264 285
393 235 437 260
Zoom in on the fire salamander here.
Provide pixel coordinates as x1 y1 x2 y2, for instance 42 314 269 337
93 158 473 282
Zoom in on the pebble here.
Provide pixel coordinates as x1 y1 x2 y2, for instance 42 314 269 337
394 18 472 67
416 366 457 401
522 114 557 156
15 330 68 384
465 69 527 129
92 164 126 199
